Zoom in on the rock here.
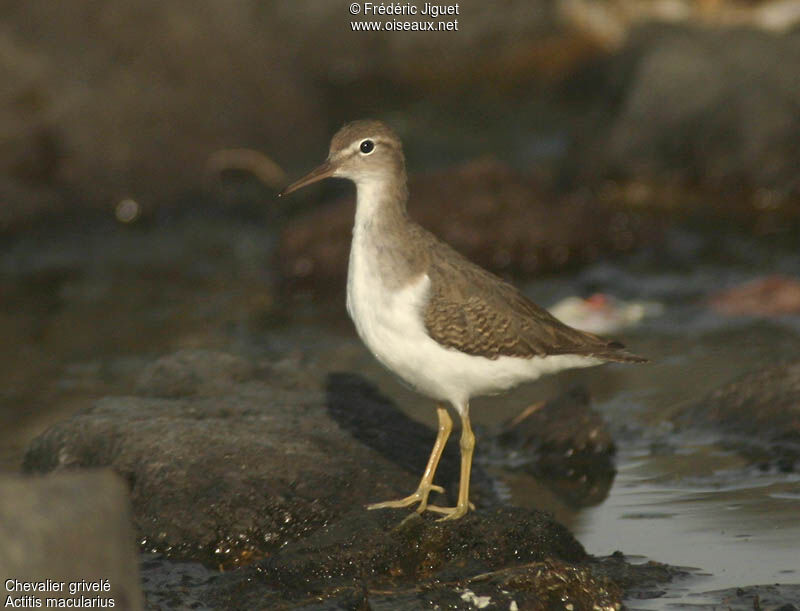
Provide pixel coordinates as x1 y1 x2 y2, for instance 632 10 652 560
324 372 470 499
22 355 499 566
139 554 218 610
1 0 326 225
0 470 143 610
268 1 601 88
492 387 616 506
261 507 586 595
674 584 800 610
673 360 800 470
0 31 65 228
135 349 255 398
155 545 687 609
203 508 627 610
0 0 625 229
589 551 691 602
709 275 800 316
19 349 680 609
580 23 800 218
278 158 662 293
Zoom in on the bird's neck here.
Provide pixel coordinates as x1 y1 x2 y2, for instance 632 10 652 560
353 174 409 236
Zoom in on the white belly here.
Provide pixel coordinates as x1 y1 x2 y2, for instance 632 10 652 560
346 236 600 413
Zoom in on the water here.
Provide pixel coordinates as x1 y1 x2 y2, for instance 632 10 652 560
515 260 800 607
2 217 799 608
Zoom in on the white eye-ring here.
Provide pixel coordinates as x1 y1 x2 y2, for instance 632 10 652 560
359 139 375 155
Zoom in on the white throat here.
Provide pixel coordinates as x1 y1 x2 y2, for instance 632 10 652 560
352 175 393 231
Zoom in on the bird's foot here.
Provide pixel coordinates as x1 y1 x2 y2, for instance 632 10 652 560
366 484 445 512
425 501 475 521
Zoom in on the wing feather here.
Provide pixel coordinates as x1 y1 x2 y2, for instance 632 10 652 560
418 230 646 363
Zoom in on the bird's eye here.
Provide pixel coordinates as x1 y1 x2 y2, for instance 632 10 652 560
359 140 375 154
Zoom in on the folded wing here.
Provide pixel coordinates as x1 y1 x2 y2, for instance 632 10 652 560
421 235 647 363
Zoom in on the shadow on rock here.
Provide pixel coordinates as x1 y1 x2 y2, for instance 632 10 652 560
326 372 503 509
326 372 461 499
489 386 616 507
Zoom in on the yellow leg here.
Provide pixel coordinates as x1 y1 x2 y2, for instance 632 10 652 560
367 404 452 513
427 406 475 521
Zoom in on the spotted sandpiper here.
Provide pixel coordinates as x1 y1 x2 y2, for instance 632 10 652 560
279 120 646 521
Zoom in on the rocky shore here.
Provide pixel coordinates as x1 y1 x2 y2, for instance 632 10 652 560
14 349 680 608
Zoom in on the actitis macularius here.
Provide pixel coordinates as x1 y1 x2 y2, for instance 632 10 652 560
280 120 646 521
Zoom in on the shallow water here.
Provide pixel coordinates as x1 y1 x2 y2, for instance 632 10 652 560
2 218 799 607
514 258 800 606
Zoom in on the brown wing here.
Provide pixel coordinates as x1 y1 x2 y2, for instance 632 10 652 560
420 234 646 363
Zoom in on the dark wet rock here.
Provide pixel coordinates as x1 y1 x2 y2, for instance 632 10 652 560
491 386 616 506
202 508 631 610
709 275 800 316
673 360 800 470
669 584 800 610
260 507 585 593
135 349 255 398
22 353 499 566
279 158 662 294
0 470 143 610
580 23 800 221
139 554 218 610
22 374 419 566
149 543 689 610
590 551 693 602
455 559 623 611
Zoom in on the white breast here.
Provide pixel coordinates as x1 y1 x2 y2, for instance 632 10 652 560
346 231 601 413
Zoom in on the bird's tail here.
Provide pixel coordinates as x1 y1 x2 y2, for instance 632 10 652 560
597 341 649 363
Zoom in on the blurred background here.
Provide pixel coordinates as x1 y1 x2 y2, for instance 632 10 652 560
2 0 800 602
